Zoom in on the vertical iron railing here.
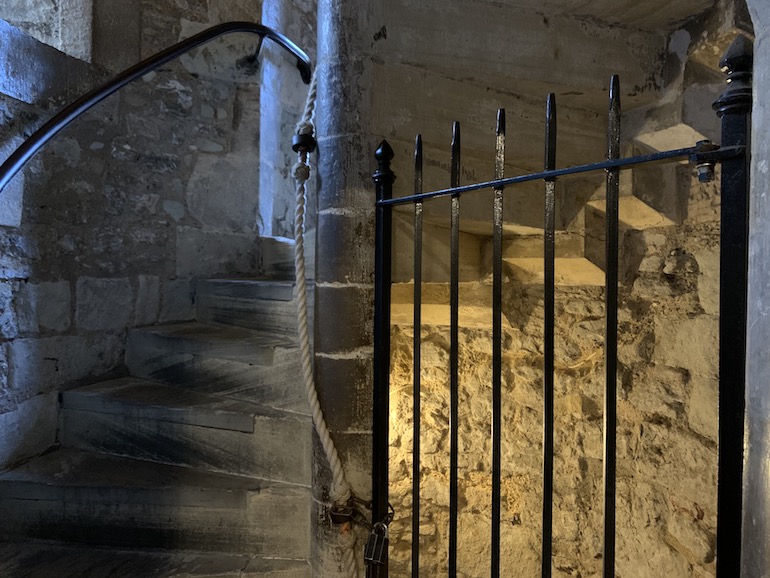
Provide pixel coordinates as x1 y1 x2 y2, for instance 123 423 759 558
602 75 621 576
370 35 751 578
542 93 557 578
714 35 752 577
412 135 424 578
448 122 462 577
491 109 505 578
372 140 395 577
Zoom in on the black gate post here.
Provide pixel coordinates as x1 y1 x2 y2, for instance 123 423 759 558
372 140 395 575
713 34 752 577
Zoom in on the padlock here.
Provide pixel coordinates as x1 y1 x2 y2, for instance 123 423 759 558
363 522 389 565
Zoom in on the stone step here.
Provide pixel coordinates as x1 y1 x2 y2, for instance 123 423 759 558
260 236 295 280
391 303 512 329
60 377 311 483
196 278 310 336
127 322 294 365
584 195 675 279
126 323 305 411
504 257 605 286
0 448 310 557
391 280 495 307
585 195 676 230
390 282 513 328
0 542 311 577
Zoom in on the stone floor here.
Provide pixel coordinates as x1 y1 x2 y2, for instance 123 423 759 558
0 542 310 577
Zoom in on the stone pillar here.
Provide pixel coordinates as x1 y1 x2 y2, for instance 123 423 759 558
743 1 770 576
259 0 316 237
313 0 380 574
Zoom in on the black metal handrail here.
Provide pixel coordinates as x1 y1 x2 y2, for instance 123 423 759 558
0 21 311 194
377 143 744 207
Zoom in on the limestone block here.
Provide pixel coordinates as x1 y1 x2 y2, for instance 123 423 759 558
76 277 133 331
688 377 718 442
175 228 259 278
15 280 71 333
159 277 194 323
654 315 718 379
185 154 259 232
8 334 123 398
0 281 17 339
0 392 57 470
0 137 24 228
162 200 185 221
134 275 160 326
666 507 714 565
694 248 720 315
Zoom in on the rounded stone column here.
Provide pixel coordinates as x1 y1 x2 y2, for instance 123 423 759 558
313 0 382 575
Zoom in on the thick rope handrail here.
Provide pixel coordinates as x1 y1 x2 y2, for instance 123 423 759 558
292 71 360 577
0 21 311 195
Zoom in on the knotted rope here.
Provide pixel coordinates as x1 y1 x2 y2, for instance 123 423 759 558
291 71 360 578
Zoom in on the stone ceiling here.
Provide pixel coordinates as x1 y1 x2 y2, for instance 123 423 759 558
480 0 717 31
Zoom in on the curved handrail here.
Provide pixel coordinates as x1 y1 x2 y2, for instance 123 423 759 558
0 21 311 194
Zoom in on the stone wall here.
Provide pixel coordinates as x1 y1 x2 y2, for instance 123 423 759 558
0 0 273 470
387 173 721 577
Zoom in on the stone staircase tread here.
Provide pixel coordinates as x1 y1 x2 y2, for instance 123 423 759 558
587 195 676 229
130 322 295 364
62 378 303 434
423 216 544 237
391 303 511 329
391 281 493 305
0 542 310 577
0 448 275 498
197 278 295 302
504 257 605 286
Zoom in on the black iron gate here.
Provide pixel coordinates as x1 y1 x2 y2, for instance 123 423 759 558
369 35 752 577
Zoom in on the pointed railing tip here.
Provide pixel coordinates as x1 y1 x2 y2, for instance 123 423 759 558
720 34 754 72
375 140 394 163
496 109 506 135
609 75 620 102
414 134 423 162
452 121 461 145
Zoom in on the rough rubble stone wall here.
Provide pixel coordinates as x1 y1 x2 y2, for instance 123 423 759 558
0 0 265 470
388 173 721 578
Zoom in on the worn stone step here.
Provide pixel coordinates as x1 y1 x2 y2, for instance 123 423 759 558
504 257 605 286
391 303 512 329
127 322 294 365
126 324 304 411
0 448 310 557
60 378 311 483
584 195 675 280
196 278 311 336
586 195 677 230
0 542 311 577
260 236 295 281
391 281 495 307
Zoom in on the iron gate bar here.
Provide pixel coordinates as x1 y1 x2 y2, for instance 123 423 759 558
713 34 752 578
412 134 424 578
602 74 621 577
376 145 744 207
372 140 395 576
491 109 506 578
449 121 461 577
542 93 557 578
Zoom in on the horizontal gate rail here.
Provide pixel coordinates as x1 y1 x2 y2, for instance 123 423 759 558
371 33 752 578
376 144 744 207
